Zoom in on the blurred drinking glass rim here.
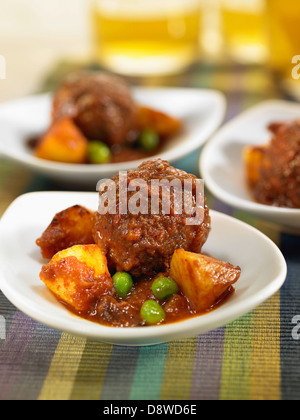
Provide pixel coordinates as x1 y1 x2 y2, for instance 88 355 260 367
91 0 203 76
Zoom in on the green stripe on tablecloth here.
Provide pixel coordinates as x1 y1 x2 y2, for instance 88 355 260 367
233 209 257 228
220 312 254 400
129 343 169 400
250 293 281 400
0 159 33 217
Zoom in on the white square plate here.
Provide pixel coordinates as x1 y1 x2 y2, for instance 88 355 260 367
0 192 287 346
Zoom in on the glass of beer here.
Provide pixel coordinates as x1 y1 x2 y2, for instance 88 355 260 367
220 0 267 63
266 0 300 82
91 0 203 76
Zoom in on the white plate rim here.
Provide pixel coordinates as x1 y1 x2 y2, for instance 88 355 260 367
0 191 287 346
200 99 300 217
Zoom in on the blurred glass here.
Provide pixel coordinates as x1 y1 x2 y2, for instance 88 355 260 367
266 0 300 80
91 0 203 76
220 0 267 64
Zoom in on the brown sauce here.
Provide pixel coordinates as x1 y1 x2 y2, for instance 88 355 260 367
60 277 234 328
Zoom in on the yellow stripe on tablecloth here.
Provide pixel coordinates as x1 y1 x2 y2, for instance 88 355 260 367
38 333 87 400
160 337 197 400
220 296 281 401
69 340 113 400
220 312 253 400
250 292 281 400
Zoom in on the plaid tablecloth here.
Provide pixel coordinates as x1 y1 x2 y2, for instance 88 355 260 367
0 62 300 401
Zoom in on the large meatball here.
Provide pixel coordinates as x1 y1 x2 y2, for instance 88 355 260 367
52 72 137 146
93 159 211 277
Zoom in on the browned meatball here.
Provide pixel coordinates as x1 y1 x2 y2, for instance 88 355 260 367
251 120 300 208
52 72 137 146
93 159 211 277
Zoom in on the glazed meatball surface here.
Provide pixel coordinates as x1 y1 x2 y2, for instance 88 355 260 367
52 72 137 146
253 120 300 208
93 159 211 277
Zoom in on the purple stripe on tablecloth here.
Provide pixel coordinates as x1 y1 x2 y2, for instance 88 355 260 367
100 346 140 400
8 323 62 400
190 327 226 400
0 311 37 400
212 198 235 217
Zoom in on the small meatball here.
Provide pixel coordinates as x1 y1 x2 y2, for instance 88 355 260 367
36 205 95 259
52 72 137 146
93 159 211 277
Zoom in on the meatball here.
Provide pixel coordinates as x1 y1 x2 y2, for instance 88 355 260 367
52 72 137 146
93 159 211 277
251 120 300 208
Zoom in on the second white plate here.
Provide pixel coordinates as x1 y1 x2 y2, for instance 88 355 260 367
0 87 226 186
200 100 300 232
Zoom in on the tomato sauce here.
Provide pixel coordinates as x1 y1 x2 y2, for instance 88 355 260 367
60 277 234 328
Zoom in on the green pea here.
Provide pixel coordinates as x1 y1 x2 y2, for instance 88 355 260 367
140 300 166 325
87 141 112 164
152 277 179 300
139 129 160 152
113 272 133 298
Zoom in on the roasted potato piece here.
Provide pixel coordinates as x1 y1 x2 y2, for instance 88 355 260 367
243 145 265 188
40 244 113 312
170 249 241 312
36 205 95 259
137 106 182 139
35 118 88 163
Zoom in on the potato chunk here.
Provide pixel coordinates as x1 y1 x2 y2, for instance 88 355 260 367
35 118 88 163
170 249 241 312
40 244 113 312
243 145 265 189
36 205 95 259
137 106 182 139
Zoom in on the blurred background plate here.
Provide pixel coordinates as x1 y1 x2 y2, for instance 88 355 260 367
0 88 226 187
200 100 300 233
